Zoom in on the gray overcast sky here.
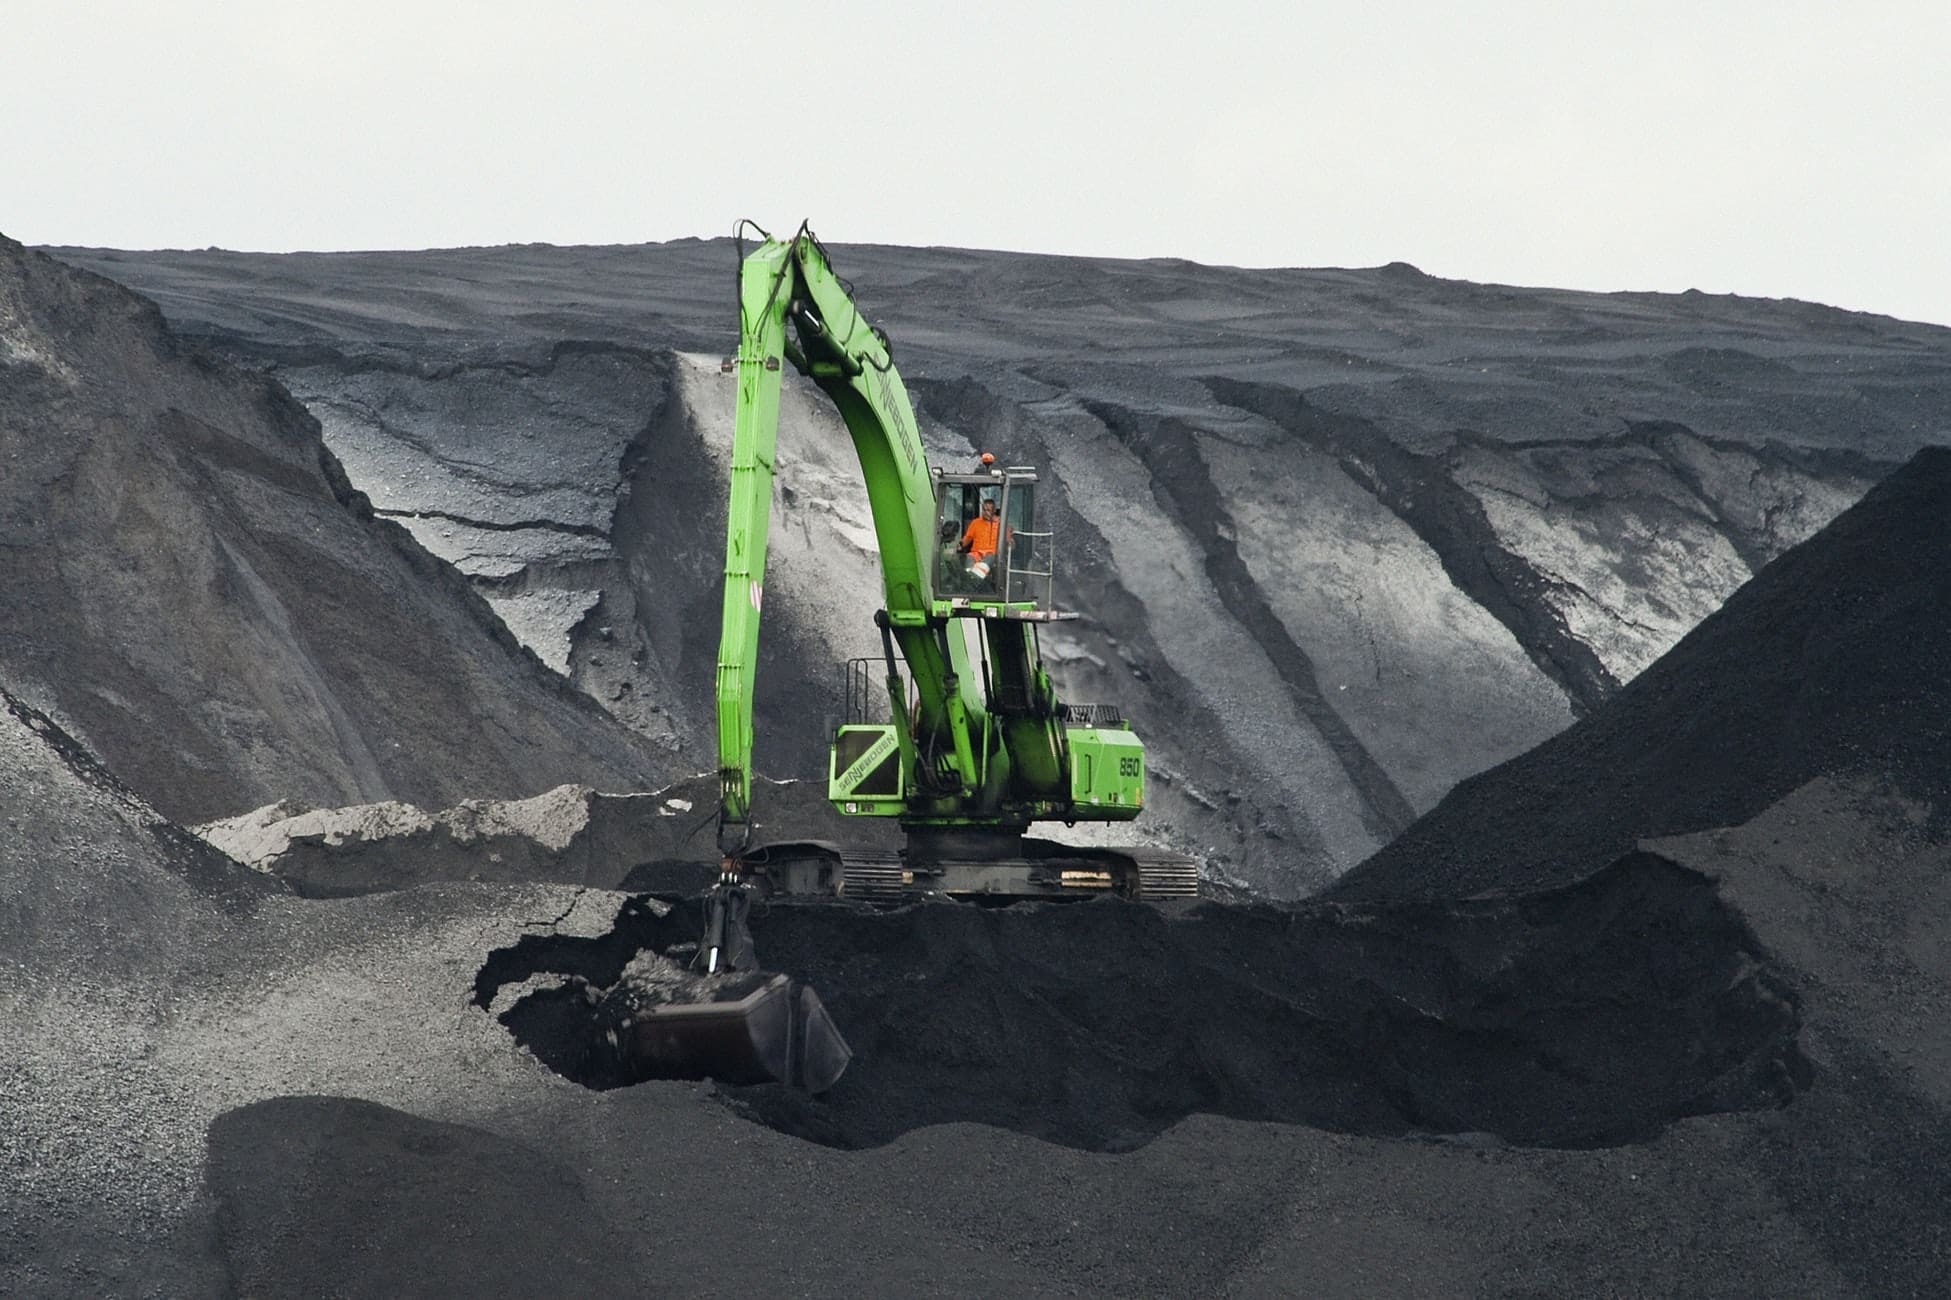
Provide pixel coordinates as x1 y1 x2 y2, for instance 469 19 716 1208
6 1 1949 325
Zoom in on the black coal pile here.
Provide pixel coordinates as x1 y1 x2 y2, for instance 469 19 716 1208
1316 447 1951 1296
478 858 1804 1152
0 683 283 975
0 235 664 826
1335 445 1951 903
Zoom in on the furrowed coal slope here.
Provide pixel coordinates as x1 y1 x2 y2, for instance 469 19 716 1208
1334 445 1951 903
48 238 1950 893
0 237 666 824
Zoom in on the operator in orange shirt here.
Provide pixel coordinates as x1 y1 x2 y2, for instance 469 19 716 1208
958 496 1007 583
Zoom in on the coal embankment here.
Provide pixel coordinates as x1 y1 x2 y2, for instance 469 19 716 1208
476 856 1804 1152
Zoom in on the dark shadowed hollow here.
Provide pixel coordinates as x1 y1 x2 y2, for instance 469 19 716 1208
475 852 1807 1153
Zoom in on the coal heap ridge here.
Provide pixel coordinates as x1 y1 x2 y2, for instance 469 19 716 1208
1335 444 1951 903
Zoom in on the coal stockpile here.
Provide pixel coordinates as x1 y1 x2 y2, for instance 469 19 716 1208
477 855 1804 1153
10 230 1951 1296
1335 445 1951 903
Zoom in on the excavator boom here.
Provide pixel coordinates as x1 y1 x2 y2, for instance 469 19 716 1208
716 224 941 849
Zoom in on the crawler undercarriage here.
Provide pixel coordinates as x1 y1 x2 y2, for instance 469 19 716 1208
738 836 1203 904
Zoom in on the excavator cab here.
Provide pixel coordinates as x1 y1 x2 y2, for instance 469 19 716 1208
933 464 1052 608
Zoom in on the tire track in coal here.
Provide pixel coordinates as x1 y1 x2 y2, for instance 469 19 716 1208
1082 398 1418 845
1203 377 1619 714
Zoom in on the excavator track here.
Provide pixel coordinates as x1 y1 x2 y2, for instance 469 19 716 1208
753 840 1204 904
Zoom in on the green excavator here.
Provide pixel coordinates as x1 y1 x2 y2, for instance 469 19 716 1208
607 222 1199 1092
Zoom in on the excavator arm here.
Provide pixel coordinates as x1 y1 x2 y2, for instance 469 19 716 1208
715 222 963 853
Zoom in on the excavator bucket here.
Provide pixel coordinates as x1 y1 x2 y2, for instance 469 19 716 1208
601 968 851 1092
594 882 851 1092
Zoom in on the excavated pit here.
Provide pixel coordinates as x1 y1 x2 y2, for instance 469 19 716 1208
474 853 1806 1152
